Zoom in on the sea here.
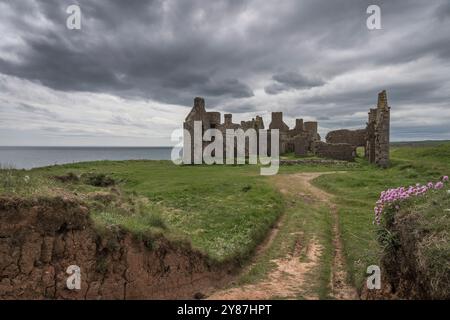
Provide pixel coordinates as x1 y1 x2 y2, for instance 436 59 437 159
0 146 174 170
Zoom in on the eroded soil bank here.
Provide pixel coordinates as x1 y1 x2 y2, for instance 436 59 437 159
0 196 232 299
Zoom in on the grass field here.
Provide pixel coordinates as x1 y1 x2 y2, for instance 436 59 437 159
313 142 450 289
0 161 285 264
1 141 449 295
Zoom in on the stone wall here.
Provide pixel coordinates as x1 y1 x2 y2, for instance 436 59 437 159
304 121 318 135
294 138 307 156
313 141 356 161
374 90 390 168
268 112 289 132
366 90 390 168
326 129 366 147
294 119 304 133
366 108 377 163
183 91 390 166
207 112 221 127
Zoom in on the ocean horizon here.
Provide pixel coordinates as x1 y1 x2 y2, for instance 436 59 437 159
0 146 175 170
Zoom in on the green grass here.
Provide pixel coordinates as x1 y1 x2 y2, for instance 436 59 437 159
91 196 167 235
1 141 449 296
313 141 450 291
1 161 284 264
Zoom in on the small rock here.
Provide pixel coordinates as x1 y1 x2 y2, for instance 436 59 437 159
193 292 206 300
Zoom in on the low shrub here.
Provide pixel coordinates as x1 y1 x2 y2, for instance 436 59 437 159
84 173 115 187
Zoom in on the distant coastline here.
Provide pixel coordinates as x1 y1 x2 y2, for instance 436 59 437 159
389 140 450 147
1 140 449 170
0 146 173 170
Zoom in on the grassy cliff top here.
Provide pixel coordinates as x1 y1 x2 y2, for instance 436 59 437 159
1 141 449 288
0 161 285 264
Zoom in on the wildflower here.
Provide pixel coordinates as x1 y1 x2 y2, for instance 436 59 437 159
435 182 444 190
23 175 30 183
374 176 448 225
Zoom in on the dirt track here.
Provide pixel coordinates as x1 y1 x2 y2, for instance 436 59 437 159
209 172 357 300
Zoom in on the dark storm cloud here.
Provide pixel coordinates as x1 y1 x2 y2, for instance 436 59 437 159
436 1 450 20
0 33 127 92
1 0 449 104
0 0 257 105
219 103 258 114
272 72 324 88
0 0 449 143
299 81 444 108
265 72 325 95
202 78 254 99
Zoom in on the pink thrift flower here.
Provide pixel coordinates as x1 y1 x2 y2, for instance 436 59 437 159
374 176 448 224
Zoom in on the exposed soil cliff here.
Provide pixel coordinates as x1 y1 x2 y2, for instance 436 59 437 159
364 189 450 300
380 210 449 299
0 196 231 299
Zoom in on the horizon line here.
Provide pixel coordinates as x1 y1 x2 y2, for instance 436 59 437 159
1 139 450 148
0 145 174 148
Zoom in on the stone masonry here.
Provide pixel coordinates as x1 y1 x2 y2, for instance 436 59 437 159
326 129 366 147
313 141 356 161
183 90 390 166
367 90 390 168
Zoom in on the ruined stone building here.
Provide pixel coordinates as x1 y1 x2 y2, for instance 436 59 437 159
325 90 391 167
367 90 391 167
183 90 390 167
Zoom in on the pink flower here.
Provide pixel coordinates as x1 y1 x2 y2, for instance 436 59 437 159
374 176 448 225
435 182 444 190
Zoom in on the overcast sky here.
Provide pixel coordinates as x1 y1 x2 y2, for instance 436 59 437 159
0 0 449 146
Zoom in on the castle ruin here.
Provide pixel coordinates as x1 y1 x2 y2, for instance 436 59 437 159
325 90 391 167
183 90 390 167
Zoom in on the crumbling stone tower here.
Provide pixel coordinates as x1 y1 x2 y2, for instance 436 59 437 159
366 90 390 168
366 109 377 163
268 112 289 153
183 97 221 164
374 90 390 167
